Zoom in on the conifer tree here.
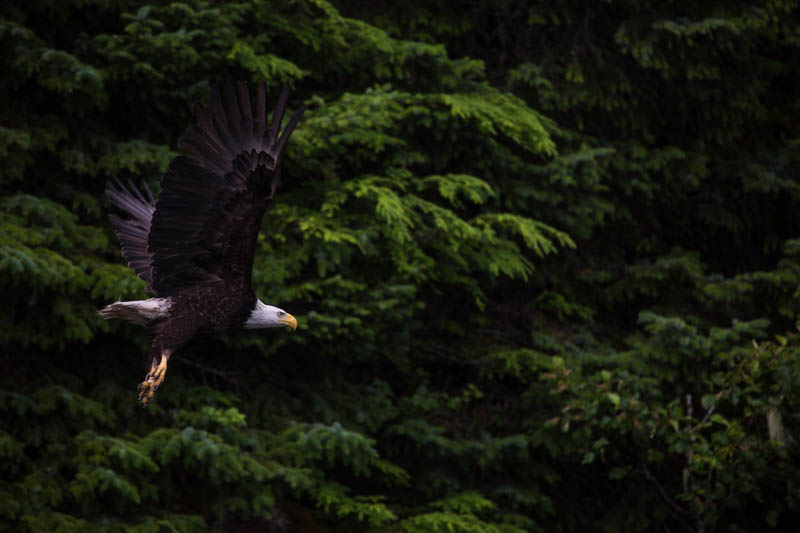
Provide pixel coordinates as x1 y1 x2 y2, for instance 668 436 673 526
2 0 800 531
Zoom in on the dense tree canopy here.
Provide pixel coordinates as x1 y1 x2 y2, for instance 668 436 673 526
2 1 800 531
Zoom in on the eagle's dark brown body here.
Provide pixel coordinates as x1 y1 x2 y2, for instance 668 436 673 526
101 82 303 405
149 280 257 353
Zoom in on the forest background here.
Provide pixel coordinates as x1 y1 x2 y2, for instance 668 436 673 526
3 1 800 531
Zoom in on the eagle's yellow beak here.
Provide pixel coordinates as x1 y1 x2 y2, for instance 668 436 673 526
279 313 297 331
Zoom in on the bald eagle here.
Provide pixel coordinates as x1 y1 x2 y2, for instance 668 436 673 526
100 81 304 406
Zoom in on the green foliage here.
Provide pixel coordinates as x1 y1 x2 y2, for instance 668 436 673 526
2 0 800 531
0 195 141 348
540 321 800 530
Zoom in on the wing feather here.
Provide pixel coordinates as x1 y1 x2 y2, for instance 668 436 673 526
107 179 156 285
236 82 253 142
266 86 289 148
145 81 305 296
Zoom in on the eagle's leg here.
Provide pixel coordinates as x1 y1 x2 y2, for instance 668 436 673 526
136 308 201 406
138 350 171 406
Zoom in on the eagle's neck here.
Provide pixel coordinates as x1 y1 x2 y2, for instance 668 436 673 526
243 299 284 329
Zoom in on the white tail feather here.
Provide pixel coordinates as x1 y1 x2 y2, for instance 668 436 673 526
98 298 171 325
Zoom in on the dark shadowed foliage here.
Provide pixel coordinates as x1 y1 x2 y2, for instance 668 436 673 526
2 1 800 531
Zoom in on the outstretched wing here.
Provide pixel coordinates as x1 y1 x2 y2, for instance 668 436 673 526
146 81 304 296
107 179 156 285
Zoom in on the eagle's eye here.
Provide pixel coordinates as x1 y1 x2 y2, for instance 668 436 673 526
277 311 285 317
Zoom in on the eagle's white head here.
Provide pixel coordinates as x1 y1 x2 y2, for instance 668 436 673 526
244 299 297 330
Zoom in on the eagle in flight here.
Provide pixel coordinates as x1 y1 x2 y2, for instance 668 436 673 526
100 81 304 406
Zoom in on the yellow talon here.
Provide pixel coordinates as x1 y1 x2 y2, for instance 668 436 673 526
138 353 168 406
